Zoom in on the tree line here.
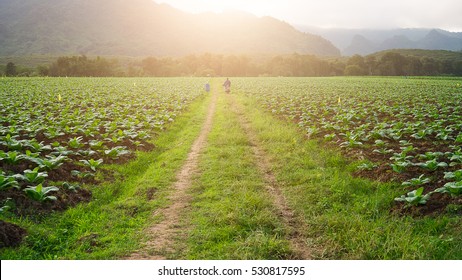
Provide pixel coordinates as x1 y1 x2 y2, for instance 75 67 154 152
2 52 462 77
343 53 462 76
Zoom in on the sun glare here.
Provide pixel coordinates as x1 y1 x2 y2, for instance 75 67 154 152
157 0 274 16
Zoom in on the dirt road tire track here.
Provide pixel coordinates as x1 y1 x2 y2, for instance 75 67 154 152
127 89 217 260
228 94 312 260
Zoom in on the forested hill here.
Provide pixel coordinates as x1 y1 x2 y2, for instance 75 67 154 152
299 26 462 56
0 0 340 57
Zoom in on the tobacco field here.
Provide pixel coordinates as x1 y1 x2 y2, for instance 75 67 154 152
1 76 462 259
236 77 462 214
1 77 204 222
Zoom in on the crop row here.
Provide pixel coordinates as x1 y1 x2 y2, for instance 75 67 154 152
1 77 205 214
237 77 462 212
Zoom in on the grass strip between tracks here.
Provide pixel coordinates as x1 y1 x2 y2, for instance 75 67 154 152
183 88 293 260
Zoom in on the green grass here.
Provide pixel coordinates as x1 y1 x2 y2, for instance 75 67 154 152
234 93 462 259
0 93 211 260
181 87 293 260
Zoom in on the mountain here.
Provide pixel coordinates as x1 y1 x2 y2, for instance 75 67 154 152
343 35 376 56
419 29 462 50
0 0 340 57
297 26 462 56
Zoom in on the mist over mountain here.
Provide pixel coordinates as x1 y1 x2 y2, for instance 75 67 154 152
298 26 462 56
0 0 340 57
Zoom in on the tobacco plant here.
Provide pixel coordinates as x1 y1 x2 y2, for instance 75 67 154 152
24 184 59 202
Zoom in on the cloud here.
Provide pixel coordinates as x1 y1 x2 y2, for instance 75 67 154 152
281 0 462 30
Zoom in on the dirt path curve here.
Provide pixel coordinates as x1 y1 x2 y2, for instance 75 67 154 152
228 94 312 260
127 87 217 260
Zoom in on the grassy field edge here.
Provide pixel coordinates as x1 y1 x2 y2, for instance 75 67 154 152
0 92 211 260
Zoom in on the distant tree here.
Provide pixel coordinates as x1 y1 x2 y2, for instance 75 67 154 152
344 65 365 76
222 55 241 76
440 60 454 75
453 61 462 76
365 56 378 75
37 65 49 76
346 55 367 75
421 57 439 75
271 58 293 76
6 62 17 76
142 57 160 76
404 57 423 76
379 52 406 76
48 56 117 77
266 56 284 76
127 65 142 77
330 59 346 76
347 55 366 68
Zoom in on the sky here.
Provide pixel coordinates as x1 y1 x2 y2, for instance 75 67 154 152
155 0 462 31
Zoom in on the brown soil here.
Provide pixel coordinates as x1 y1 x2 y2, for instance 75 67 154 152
0 187 92 217
228 95 313 260
127 89 217 260
293 116 462 216
0 220 27 248
343 139 462 216
0 135 148 222
391 193 462 217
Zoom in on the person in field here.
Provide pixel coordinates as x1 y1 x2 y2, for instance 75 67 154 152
205 82 210 92
223 78 231 93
